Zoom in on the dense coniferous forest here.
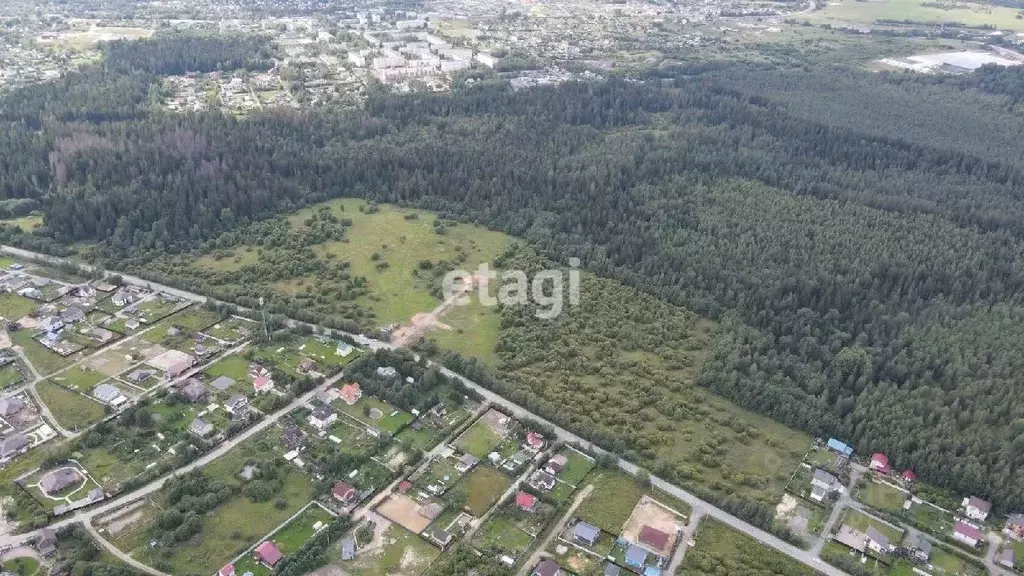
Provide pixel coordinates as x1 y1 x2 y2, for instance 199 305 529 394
3 35 1024 511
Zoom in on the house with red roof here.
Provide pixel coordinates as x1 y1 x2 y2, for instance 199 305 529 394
255 541 284 568
953 522 982 547
333 481 357 504
397 480 412 494
869 453 891 475
253 376 274 394
516 491 538 512
339 383 362 405
900 469 917 484
218 563 235 576
638 525 671 553
526 431 545 451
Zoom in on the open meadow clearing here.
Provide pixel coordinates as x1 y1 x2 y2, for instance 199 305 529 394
682 518 819 575
807 0 1024 31
36 380 106 431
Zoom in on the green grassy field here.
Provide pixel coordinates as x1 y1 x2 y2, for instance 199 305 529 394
683 518 819 575
455 420 505 459
36 380 106 431
205 354 251 382
842 509 904 544
807 0 1024 31
859 481 908 514
557 448 596 486
473 514 533 558
576 469 645 534
0 364 24 389
1 556 42 575
0 215 43 232
46 366 106 392
0 292 39 319
11 330 75 375
336 395 413 434
460 466 512 516
266 504 335 554
343 524 440 576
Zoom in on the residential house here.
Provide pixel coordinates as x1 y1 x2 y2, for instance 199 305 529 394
281 425 306 450
0 434 29 460
376 366 397 378
35 528 57 557
638 525 671 554
210 375 235 391
516 491 538 512
225 395 249 419
181 380 209 403
40 316 63 333
865 527 892 555
126 369 154 384
531 559 563 576
309 405 337 430
339 382 362 405
428 527 454 549
900 469 917 485
530 470 556 491
545 454 568 476
574 521 601 546
336 341 354 356
255 541 284 568
61 307 85 324
963 496 992 522
166 356 197 380
903 532 932 562
603 564 621 576
41 468 81 493
999 548 1016 569
953 522 982 547
869 453 891 475
217 563 235 576
189 418 214 437
1004 514 1024 541
526 431 545 451
0 396 24 417
826 438 854 457
333 481 357 504
624 545 648 569
456 453 479 473
297 358 317 374
834 524 867 552
253 376 274 394
397 480 413 494
341 537 356 560
810 469 840 502
111 288 134 307
93 383 126 406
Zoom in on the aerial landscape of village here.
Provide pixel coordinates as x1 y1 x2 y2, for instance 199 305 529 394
1 0 1024 572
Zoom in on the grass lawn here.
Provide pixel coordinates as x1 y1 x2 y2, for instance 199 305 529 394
906 501 956 536
1 557 41 575
266 504 335 554
0 292 39 319
0 215 43 232
0 364 25 389
11 330 75 375
473 514 533 557
205 354 251 382
843 509 904 544
232 555 272 576
337 396 413 435
455 420 505 459
683 517 819 575
930 548 986 576
576 468 645 534
46 366 106 393
459 466 512 516
859 481 908 514
416 458 463 493
36 380 106 431
76 447 149 493
345 524 440 576
557 448 596 486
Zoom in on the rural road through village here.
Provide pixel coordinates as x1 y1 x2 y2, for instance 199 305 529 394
0 244 849 576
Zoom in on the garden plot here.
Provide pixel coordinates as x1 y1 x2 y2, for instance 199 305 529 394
82 347 139 378
454 408 519 459
344 523 440 576
619 497 686 554
456 466 512 517
200 316 256 345
20 462 103 513
46 366 106 393
334 395 414 436
234 501 335 576
376 493 443 534
324 417 383 457
252 336 358 378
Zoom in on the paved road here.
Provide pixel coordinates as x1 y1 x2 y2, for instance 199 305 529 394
0 245 848 576
0 374 340 549
85 520 168 576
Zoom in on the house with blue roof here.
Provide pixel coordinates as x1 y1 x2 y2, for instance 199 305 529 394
574 521 601 547
826 438 854 457
625 545 648 569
